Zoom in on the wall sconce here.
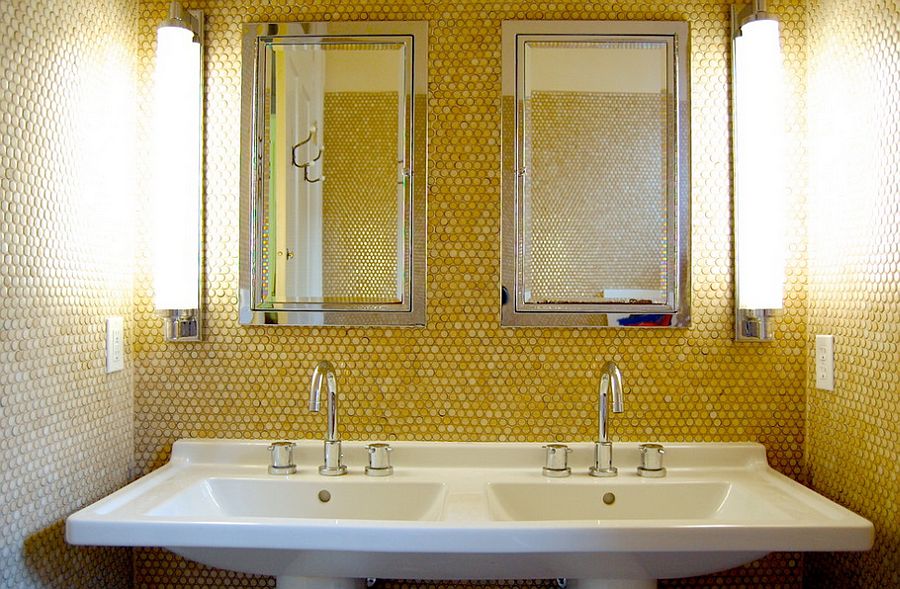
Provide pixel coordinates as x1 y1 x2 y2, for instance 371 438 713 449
731 0 786 342
152 2 204 341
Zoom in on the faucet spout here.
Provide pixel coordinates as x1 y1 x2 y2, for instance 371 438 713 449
309 361 347 475
598 360 624 443
310 360 339 442
590 361 625 478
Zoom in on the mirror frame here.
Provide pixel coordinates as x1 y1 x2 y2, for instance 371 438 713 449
239 21 427 326
500 21 691 328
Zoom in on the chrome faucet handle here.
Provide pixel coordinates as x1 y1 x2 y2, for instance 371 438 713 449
319 440 348 476
589 441 617 477
268 441 297 475
637 443 666 478
542 443 572 478
365 443 394 477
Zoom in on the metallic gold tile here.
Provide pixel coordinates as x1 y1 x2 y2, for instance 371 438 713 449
0 0 137 586
527 91 669 299
806 0 900 587
322 92 401 302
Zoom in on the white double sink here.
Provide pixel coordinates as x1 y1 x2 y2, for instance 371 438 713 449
66 440 873 589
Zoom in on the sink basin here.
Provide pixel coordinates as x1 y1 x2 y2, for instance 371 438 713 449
67 440 873 588
148 478 445 521
487 481 735 520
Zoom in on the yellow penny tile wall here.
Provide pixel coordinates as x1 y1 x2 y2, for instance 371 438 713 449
805 0 900 587
131 0 809 587
0 0 137 587
322 92 402 302
528 92 669 299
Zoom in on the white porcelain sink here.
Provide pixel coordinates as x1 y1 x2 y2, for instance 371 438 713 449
148 478 446 521
67 440 873 589
487 481 734 520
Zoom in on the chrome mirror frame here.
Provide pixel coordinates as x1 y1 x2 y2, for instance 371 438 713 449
500 21 691 328
239 21 427 326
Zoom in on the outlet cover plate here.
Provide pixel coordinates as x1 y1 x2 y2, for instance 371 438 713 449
815 334 834 391
106 317 124 374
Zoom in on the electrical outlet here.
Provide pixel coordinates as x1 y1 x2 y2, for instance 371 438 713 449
815 334 834 391
106 317 124 374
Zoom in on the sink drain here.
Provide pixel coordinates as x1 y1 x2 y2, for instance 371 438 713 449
317 490 331 503
602 492 616 505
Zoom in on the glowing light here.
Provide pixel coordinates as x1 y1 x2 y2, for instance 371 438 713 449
734 18 786 310
151 25 201 311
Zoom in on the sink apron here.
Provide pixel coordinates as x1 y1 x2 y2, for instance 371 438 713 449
566 580 656 589
276 578 656 589
278 577 366 589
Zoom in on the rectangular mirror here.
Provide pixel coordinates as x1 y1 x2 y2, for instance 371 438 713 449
501 21 690 327
240 22 427 326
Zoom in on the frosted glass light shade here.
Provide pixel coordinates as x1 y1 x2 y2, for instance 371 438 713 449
152 26 201 311
733 18 786 310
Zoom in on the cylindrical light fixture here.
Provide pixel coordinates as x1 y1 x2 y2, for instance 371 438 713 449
152 2 204 341
731 0 786 341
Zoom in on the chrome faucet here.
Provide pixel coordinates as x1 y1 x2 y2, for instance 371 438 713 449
309 360 347 476
589 361 625 477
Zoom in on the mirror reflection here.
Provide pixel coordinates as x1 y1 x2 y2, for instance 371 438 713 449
263 42 407 306
240 22 426 326
522 41 671 305
501 22 690 327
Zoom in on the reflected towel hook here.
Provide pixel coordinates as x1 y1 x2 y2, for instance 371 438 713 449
291 126 318 169
303 146 325 183
291 131 312 168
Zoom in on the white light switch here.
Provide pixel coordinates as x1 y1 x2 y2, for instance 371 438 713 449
106 317 124 374
815 335 834 391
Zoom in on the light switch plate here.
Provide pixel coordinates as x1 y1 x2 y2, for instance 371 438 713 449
815 334 834 391
106 316 124 374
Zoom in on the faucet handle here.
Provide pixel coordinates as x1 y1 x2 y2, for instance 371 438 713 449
637 443 666 478
365 443 394 477
268 441 297 475
542 443 572 478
